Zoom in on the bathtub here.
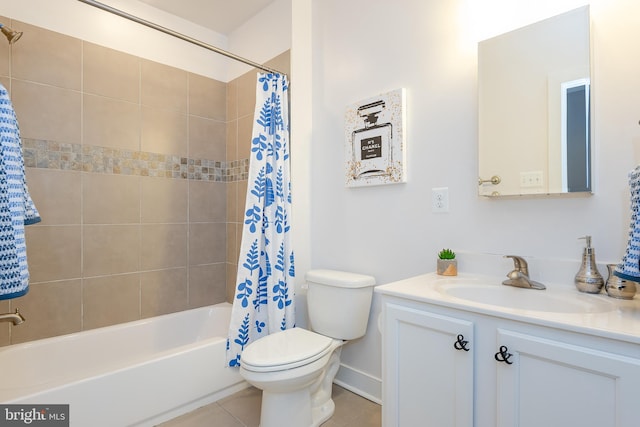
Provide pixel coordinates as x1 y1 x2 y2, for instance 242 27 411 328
0 302 248 426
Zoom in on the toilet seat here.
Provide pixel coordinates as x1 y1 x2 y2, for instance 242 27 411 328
241 328 334 373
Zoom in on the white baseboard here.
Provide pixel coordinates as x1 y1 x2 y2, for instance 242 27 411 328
334 363 382 405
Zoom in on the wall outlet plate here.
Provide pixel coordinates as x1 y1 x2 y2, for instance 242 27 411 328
432 187 449 213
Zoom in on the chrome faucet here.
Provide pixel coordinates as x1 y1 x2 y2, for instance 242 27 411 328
503 255 546 290
0 308 25 325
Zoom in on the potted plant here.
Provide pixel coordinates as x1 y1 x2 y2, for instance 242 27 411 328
437 248 457 276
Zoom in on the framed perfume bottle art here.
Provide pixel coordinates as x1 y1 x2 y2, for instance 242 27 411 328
345 88 406 187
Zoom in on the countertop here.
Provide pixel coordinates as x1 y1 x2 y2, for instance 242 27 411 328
375 272 640 345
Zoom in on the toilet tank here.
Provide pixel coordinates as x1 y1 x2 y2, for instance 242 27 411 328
305 269 376 340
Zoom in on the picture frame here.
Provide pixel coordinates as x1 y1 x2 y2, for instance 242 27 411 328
344 88 406 187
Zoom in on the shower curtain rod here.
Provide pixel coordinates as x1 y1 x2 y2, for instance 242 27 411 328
77 0 286 76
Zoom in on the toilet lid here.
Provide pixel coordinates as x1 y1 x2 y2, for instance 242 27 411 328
241 328 333 372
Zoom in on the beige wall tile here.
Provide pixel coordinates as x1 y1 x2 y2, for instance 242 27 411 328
0 18 285 344
237 180 248 223
141 268 188 317
0 300 9 346
237 115 253 160
25 225 81 282
226 119 238 162
83 173 140 224
83 273 141 330
189 223 226 266
226 222 238 265
189 180 226 223
226 263 237 303
10 280 82 344
141 59 187 112
236 71 257 119
11 21 81 90
189 263 227 308
141 224 187 270
226 181 238 223
226 79 237 121
83 225 140 277
83 94 140 151
264 51 291 75
0 76 8 94
25 169 81 225
83 42 139 102
189 115 225 160
234 223 243 267
141 106 187 156
0 17 9 78
11 80 81 143
140 177 188 224
189 73 226 120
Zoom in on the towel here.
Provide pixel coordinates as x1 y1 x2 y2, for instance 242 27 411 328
614 165 640 282
0 82 41 300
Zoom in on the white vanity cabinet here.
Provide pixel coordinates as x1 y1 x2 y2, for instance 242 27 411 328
495 328 640 427
381 295 640 427
383 302 474 426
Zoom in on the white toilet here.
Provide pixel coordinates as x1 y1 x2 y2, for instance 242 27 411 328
239 269 376 427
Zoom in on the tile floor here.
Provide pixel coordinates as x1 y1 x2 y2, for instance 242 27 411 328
157 384 381 427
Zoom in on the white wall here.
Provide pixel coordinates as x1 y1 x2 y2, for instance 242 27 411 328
227 0 292 80
305 0 640 401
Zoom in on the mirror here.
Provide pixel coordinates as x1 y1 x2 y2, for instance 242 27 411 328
478 6 591 197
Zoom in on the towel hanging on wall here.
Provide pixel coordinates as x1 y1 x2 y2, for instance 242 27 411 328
614 165 640 282
0 82 41 300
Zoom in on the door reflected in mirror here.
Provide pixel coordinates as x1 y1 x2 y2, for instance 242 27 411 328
478 6 591 197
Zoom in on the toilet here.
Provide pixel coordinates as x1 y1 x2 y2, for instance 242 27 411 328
239 269 376 427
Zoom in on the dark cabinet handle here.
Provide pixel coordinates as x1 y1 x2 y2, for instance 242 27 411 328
494 345 513 365
454 334 470 352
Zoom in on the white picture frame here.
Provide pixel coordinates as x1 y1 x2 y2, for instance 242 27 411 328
345 88 406 187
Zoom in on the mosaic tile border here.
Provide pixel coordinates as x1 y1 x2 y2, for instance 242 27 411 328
23 138 249 182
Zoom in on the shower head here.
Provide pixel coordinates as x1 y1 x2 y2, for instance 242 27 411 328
0 24 22 44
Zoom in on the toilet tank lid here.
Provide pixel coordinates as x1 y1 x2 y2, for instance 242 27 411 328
305 269 375 288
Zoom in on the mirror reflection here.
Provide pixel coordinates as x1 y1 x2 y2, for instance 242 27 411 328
478 6 591 197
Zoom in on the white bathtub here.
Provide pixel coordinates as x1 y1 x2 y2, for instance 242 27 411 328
0 302 247 426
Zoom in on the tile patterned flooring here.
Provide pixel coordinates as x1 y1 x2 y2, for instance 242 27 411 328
158 384 381 427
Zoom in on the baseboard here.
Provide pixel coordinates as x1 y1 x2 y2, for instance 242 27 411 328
334 363 382 405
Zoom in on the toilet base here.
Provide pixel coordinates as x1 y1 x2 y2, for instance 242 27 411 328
259 390 336 427
311 397 335 427
249 345 343 427
260 388 313 427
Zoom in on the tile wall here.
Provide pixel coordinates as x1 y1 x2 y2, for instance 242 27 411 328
0 16 290 346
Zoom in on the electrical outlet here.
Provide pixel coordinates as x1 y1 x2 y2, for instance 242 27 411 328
432 187 449 213
520 171 544 188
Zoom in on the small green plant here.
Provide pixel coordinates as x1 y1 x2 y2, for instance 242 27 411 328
438 248 456 260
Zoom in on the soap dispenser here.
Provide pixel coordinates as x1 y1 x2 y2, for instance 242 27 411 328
574 236 604 293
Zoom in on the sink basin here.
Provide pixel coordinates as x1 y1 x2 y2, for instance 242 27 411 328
439 283 614 313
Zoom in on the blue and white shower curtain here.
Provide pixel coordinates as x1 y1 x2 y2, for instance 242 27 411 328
227 73 295 367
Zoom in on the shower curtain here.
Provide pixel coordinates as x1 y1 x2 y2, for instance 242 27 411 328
227 73 295 367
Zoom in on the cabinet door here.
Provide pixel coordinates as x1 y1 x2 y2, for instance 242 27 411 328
496 329 640 427
383 303 474 427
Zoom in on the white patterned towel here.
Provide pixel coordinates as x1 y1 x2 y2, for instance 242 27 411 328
0 83 41 300
615 165 640 282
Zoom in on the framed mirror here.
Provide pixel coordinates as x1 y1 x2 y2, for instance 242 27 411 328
478 6 591 197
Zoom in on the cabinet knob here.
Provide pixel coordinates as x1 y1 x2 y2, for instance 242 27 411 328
494 345 513 365
454 334 470 352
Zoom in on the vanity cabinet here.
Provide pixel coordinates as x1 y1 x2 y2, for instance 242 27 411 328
495 328 640 427
383 303 474 426
381 298 640 427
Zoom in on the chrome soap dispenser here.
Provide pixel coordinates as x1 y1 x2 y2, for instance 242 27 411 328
574 235 604 293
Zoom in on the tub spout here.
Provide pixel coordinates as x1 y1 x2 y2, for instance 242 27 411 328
0 308 25 325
